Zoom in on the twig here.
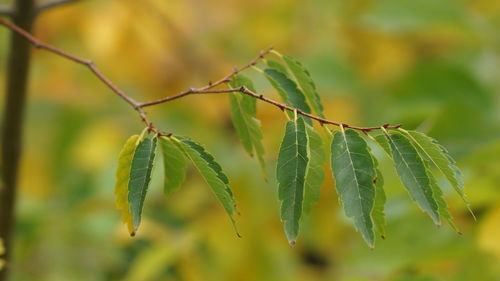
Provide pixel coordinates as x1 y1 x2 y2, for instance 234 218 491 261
36 0 81 14
0 18 401 133
138 47 274 107
140 87 401 132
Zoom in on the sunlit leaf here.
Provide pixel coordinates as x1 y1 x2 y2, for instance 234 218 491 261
276 117 309 245
383 131 440 225
264 68 312 125
267 59 290 76
331 128 376 247
400 129 471 214
303 124 325 214
159 136 187 196
283 55 325 118
114 135 140 235
175 137 239 232
128 137 157 234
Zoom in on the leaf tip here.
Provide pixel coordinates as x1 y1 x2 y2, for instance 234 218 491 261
130 231 136 237
289 240 296 247
467 205 477 221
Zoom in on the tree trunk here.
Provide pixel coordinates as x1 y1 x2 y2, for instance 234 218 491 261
0 0 35 280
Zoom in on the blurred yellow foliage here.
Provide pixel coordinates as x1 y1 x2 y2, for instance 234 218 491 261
478 206 500 259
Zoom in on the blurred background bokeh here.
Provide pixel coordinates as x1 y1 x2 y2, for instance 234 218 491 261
1 0 499 280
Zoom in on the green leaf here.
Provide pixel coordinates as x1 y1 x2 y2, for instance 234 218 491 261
228 93 253 154
228 92 267 178
175 137 238 232
264 68 312 125
267 59 290 76
128 137 157 235
230 73 257 116
399 129 471 213
276 117 309 245
424 159 461 233
331 129 376 247
303 125 326 214
371 157 387 239
115 135 140 235
373 134 392 158
159 136 187 196
283 55 325 118
384 131 440 225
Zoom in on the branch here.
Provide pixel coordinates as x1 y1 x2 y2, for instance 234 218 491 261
0 5 13 17
138 48 273 107
0 18 401 133
36 0 81 14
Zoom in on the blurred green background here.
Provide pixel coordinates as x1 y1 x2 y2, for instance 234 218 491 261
1 0 500 280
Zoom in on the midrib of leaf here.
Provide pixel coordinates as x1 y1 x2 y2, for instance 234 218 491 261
173 137 238 234
336 129 374 246
277 118 308 245
303 125 325 214
341 132 365 226
385 132 440 225
229 93 254 154
128 137 157 233
115 135 140 235
399 129 474 218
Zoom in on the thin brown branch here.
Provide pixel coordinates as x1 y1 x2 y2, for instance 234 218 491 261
0 18 401 133
237 87 402 132
141 87 401 132
139 47 274 107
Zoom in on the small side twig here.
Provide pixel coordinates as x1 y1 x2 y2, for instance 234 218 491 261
138 46 274 107
0 18 401 133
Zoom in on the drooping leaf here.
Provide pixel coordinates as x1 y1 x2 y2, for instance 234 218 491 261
303 124 326 214
331 129 376 247
267 59 290 76
230 73 257 116
228 92 267 178
423 158 461 233
228 93 253 154
128 137 157 235
371 156 387 239
264 68 312 125
399 129 471 212
283 55 325 118
384 131 440 225
373 134 392 157
276 117 309 245
115 135 140 235
159 136 187 196
175 137 238 232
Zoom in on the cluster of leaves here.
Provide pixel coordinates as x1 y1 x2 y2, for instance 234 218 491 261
114 53 471 248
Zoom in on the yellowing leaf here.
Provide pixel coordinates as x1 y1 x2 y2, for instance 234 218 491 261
115 135 140 236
